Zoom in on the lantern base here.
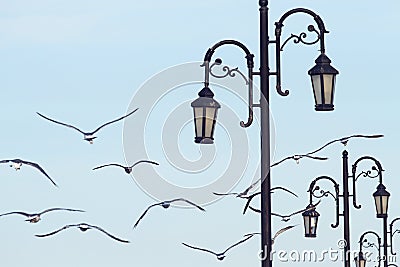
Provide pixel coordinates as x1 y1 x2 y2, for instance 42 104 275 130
376 214 388 218
195 137 214 144
304 233 317 238
315 104 334 111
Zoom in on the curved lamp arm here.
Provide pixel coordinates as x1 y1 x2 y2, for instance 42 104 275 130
359 231 382 267
202 40 255 128
307 175 340 228
351 156 384 209
274 8 329 96
389 217 400 255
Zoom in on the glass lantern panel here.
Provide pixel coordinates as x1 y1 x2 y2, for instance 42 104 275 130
312 75 322 105
204 107 217 138
194 107 204 137
323 74 334 104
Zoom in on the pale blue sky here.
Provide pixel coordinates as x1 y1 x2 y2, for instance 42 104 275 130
0 1 399 267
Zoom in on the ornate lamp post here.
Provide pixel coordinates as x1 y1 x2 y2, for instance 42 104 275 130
303 150 388 267
190 3 338 267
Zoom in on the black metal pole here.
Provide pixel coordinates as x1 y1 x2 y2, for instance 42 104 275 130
259 1 272 267
383 216 389 267
342 150 351 267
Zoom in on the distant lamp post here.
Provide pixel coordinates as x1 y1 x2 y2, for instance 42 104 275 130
302 203 320 237
355 231 382 267
373 184 390 218
303 151 389 267
308 53 339 111
191 86 220 144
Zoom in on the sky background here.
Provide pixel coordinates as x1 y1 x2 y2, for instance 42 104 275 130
0 1 399 267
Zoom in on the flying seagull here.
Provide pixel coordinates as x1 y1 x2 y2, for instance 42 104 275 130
214 185 298 199
271 201 322 222
133 198 205 228
247 201 321 219
243 225 297 245
213 154 327 198
0 208 85 223
36 108 139 144
93 160 159 174
182 234 255 261
35 223 129 243
0 159 57 187
242 187 298 215
306 134 384 156
271 154 328 168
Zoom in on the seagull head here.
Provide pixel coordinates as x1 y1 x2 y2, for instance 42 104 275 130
26 215 41 223
161 202 171 209
11 162 22 170
84 135 97 144
217 255 226 261
78 224 90 231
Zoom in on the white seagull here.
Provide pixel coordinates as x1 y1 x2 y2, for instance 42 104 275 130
93 160 159 174
133 198 205 228
35 223 129 243
182 234 255 261
36 108 138 144
0 158 57 187
243 225 297 245
0 208 85 223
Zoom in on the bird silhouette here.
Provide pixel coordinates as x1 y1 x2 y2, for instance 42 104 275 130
213 154 327 198
243 225 297 245
133 198 205 228
36 108 138 144
35 223 129 243
242 187 298 215
247 201 321 219
93 160 159 174
0 158 57 187
271 154 328 168
214 184 298 199
271 201 321 222
0 208 84 223
182 234 255 261
306 134 384 156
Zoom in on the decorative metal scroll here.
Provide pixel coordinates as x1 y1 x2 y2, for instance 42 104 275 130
280 25 320 51
354 165 381 181
209 58 249 85
311 185 337 200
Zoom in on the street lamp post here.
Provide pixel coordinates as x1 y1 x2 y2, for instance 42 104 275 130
354 216 400 267
190 2 338 267
303 150 389 267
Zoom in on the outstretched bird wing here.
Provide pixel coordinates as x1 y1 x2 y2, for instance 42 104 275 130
39 208 85 215
92 163 126 170
271 186 298 198
222 234 254 254
170 198 205 211
272 225 297 245
19 160 58 187
242 192 260 215
0 159 11 164
182 242 218 256
35 224 76 238
130 160 159 168
0 211 31 218
92 108 138 134
89 224 129 243
36 112 85 134
133 203 161 228
306 134 384 156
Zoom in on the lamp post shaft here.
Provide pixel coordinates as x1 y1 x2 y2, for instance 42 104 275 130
259 1 272 267
342 150 351 267
383 216 389 267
